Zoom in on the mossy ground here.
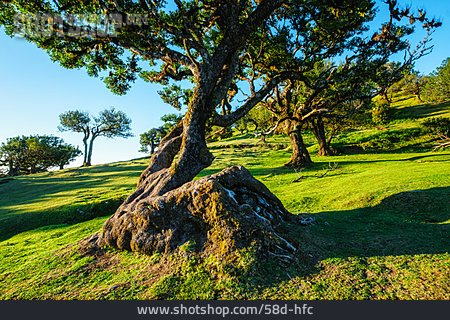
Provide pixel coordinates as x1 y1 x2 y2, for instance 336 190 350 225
0 96 449 300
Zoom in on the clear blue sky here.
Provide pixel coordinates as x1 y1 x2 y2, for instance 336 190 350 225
1 0 449 167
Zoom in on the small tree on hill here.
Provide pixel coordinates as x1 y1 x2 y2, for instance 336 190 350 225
59 108 133 166
140 114 182 154
140 128 164 155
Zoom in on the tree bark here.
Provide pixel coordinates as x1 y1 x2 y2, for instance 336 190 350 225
84 82 296 258
285 123 312 168
150 140 156 155
86 136 96 167
85 165 297 260
382 89 392 104
82 136 89 167
311 117 334 156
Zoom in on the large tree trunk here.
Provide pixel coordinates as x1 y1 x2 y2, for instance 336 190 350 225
84 165 297 260
285 123 312 168
82 88 298 260
311 117 334 156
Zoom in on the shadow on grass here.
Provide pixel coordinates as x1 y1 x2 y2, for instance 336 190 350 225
237 186 450 293
199 153 449 180
0 164 147 241
391 100 450 120
0 197 125 242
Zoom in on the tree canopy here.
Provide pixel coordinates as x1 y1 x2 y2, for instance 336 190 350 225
0 135 81 176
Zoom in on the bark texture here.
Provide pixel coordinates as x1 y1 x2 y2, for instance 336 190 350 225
311 117 334 156
83 166 297 259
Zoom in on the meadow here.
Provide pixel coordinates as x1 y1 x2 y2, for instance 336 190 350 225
0 96 449 300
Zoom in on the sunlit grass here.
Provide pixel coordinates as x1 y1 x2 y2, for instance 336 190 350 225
0 96 449 300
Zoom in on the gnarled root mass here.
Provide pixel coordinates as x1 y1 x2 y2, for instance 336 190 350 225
82 166 298 261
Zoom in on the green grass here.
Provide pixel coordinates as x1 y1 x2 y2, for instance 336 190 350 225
0 96 449 300
0 160 148 240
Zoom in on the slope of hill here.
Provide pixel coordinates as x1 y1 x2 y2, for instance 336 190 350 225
0 97 449 300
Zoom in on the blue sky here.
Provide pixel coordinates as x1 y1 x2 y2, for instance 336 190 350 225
1 0 449 167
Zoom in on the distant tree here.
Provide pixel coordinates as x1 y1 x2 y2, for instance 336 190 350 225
0 135 80 176
58 110 91 165
140 128 164 155
140 114 182 154
246 106 275 142
59 108 133 166
423 58 450 103
53 144 83 170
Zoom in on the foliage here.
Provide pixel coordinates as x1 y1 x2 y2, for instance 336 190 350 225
139 128 163 154
159 114 183 133
0 135 80 176
371 100 391 125
423 58 450 103
58 110 91 134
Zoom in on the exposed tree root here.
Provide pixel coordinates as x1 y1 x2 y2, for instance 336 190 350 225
81 166 299 261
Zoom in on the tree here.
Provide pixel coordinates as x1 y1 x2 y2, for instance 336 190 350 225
1 1 440 258
0 135 80 176
53 144 83 170
263 53 426 166
140 128 163 155
59 108 132 166
58 110 91 165
401 70 426 102
423 58 450 103
233 105 275 142
140 114 182 154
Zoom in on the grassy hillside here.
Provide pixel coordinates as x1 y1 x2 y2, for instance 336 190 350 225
0 97 449 300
